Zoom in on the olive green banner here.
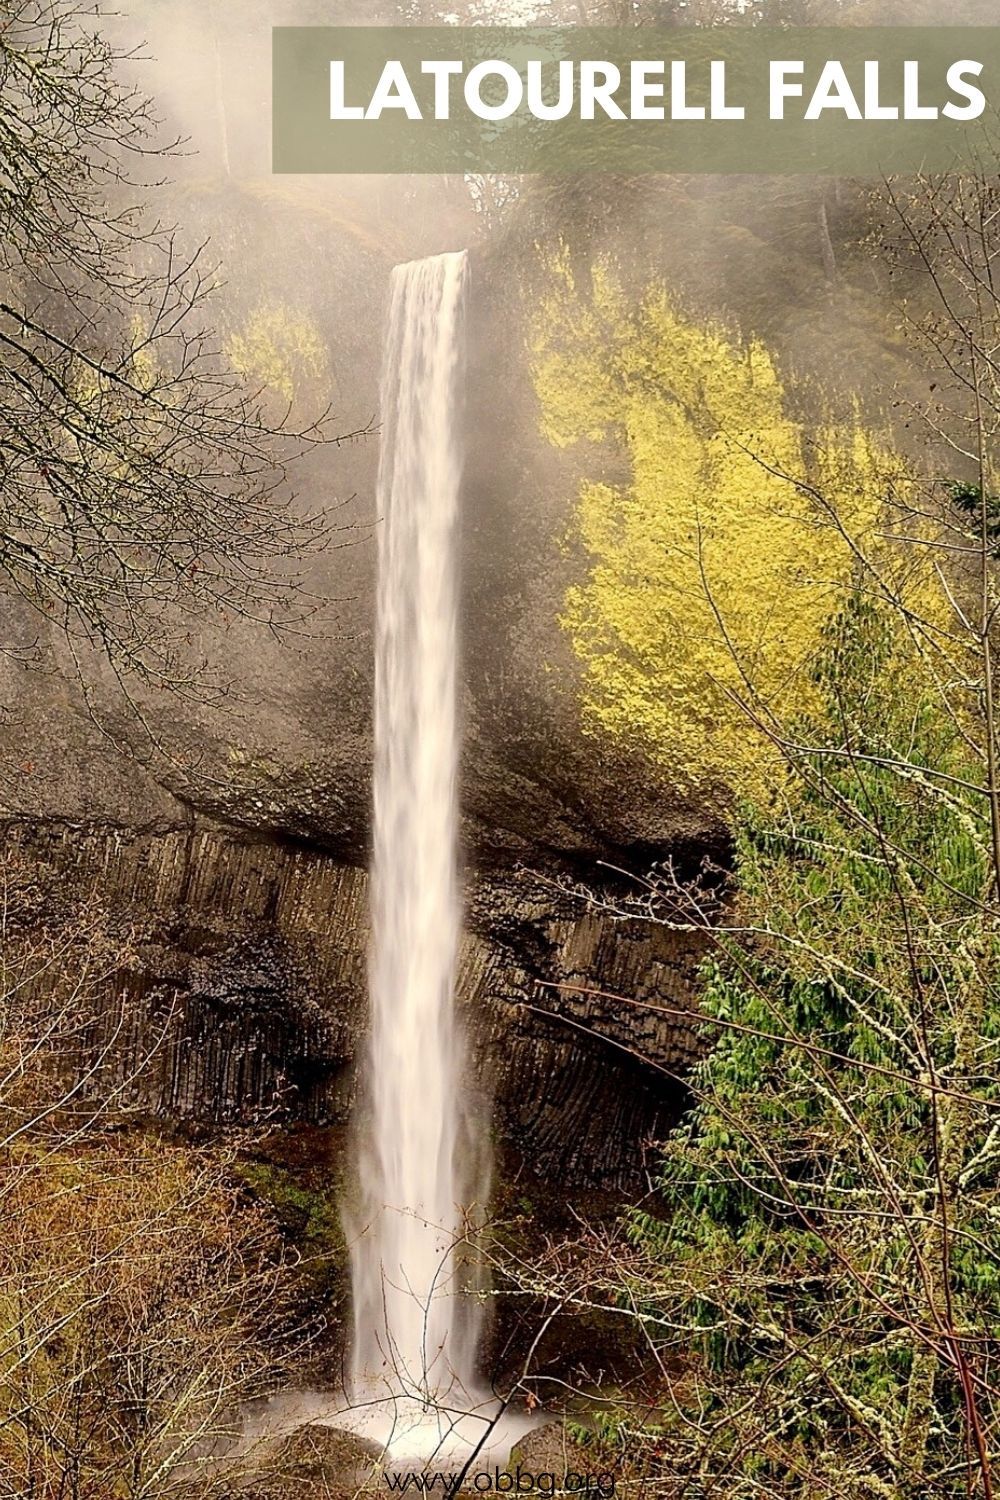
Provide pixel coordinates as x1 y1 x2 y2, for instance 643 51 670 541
272 27 1000 175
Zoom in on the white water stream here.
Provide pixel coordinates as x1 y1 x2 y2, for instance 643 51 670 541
337 253 527 1466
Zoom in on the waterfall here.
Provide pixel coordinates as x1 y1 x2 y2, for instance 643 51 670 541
347 251 485 1415
244 253 533 1471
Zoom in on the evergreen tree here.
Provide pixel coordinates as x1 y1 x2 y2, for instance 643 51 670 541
628 595 1000 1496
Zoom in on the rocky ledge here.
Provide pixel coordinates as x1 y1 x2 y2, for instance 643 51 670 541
5 813 707 1191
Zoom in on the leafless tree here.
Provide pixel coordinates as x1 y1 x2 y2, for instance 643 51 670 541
0 0 366 716
0 850 318 1498
483 167 1000 1498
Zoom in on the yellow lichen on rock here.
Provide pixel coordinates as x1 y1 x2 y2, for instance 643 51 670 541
530 255 909 805
227 302 328 406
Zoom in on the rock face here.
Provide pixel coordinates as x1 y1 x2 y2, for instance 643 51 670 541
0 178 717 1203
6 813 704 1191
0 178 724 867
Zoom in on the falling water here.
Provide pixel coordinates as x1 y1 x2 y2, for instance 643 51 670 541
344 252 491 1453
228 255 541 1474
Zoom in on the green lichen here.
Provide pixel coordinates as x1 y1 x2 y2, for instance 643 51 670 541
529 253 926 805
227 302 328 406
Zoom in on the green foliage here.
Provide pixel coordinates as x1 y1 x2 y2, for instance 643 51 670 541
947 481 1000 555
625 597 1000 1497
566 1409 641 1450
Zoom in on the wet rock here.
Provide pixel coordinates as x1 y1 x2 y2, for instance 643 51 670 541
2 815 705 1190
509 1422 588 1480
